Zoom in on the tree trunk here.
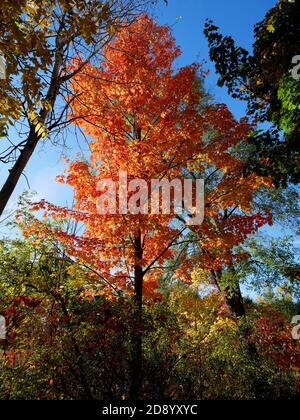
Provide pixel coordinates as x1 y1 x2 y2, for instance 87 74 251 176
213 269 245 318
0 128 39 216
223 283 245 318
130 229 144 400
212 269 258 357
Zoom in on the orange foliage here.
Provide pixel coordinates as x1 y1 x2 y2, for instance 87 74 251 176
24 15 272 299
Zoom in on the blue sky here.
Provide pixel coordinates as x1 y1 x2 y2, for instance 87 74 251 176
0 0 277 230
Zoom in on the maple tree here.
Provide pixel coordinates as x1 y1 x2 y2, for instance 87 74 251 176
20 15 277 398
30 16 273 308
0 0 298 399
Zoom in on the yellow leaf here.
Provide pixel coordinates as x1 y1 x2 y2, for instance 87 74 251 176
35 122 42 133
